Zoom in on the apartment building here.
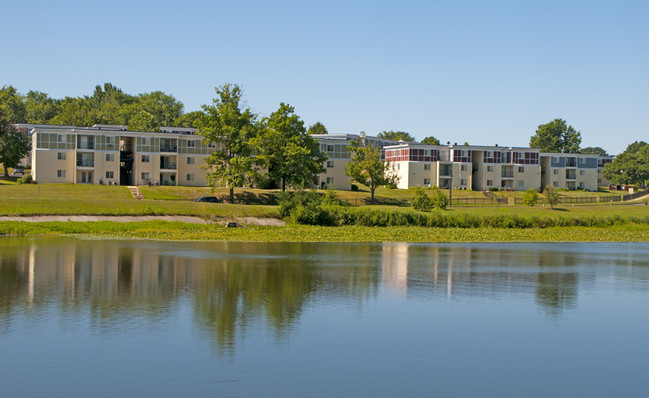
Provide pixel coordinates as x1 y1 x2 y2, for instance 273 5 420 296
30 125 212 186
384 142 611 191
313 133 398 190
540 153 613 191
385 143 541 191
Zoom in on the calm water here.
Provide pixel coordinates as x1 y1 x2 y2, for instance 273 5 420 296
1 238 648 397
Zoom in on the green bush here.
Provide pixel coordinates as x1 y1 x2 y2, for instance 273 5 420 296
489 187 499 191
350 184 359 191
522 188 539 206
20 175 33 184
433 190 450 210
412 188 433 211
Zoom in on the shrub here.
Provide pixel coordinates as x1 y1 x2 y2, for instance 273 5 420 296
489 187 499 192
544 186 561 209
384 183 397 189
522 188 539 206
412 188 433 211
350 184 359 191
433 190 450 210
20 175 33 184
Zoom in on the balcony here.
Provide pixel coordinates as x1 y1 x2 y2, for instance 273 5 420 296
501 171 514 179
566 172 577 180
160 162 177 170
160 145 178 153
439 166 452 177
566 158 577 167
77 160 95 167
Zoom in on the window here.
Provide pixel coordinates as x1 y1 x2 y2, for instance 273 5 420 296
141 138 148 145
57 135 66 143
424 178 431 185
187 174 194 181
106 153 114 162
487 166 493 172
187 157 195 165
553 181 559 187
141 172 149 181
553 169 559 175
141 155 150 163
326 177 334 185
327 145 334 152
327 160 334 168
579 170 585 175
518 166 525 173
57 170 66 178
57 152 66 160
487 179 493 186
424 164 430 171
105 171 114 179
518 180 524 187
187 141 196 148
579 182 585 188
460 179 467 186
552 157 559 163
579 157 585 164
461 164 468 171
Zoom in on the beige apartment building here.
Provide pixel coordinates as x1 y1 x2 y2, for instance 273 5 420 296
30 125 211 186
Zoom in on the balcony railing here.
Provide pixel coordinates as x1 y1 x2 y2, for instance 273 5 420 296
77 143 95 150
566 173 577 180
161 163 177 170
566 159 577 167
160 146 178 152
501 172 514 178
77 160 95 167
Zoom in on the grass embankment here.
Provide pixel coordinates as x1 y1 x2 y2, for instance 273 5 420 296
0 184 278 218
1 221 648 242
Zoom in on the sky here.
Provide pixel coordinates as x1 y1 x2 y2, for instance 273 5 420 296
3 0 648 154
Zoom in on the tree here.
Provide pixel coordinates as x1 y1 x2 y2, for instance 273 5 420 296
544 186 561 209
307 122 328 135
0 118 30 177
412 188 433 211
602 141 649 186
0 86 26 123
254 103 326 191
174 111 203 128
345 132 397 201
522 188 539 206
195 84 259 203
421 136 440 145
433 190 449 210
529 119 581 153
580 146 609 156
24 91 60 123
377 130 414 142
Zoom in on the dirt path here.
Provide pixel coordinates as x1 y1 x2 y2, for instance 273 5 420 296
0 215 285 226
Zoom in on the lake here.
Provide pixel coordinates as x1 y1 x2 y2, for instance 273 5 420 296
1 238 648 397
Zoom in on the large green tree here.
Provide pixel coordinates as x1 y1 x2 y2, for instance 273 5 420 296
195 84 259 203
307 121 328 135
421 136 440 145
254 103 326 191
345 132 398 201
580 146 609 156
377 130 415 142
602 141 649 186
0 86 27 123
0 118 30 177
24 91 61 123
529 119 581 153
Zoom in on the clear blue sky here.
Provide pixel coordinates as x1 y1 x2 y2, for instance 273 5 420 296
4 0 648 154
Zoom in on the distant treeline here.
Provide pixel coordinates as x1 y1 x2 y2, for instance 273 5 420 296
0 83 200 131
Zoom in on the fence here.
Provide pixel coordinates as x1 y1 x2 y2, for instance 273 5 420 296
513 189 648 205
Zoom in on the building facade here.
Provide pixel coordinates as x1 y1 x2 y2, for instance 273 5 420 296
30 125 212 186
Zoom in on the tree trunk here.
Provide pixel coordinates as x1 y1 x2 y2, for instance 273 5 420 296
282 178 286 192
229 187 234 204
370 181 375 203
3 165 8 178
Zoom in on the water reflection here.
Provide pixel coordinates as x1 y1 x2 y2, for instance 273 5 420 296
1 239 648 349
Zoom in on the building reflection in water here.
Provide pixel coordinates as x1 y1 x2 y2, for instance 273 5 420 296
2 239 641 351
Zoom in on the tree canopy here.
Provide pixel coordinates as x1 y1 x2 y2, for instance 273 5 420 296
195 84 259 203
307 122 328 135
580 146 609 156
345 132 397 201
602 141 649 186
377 130 414 142
421 136 440 145
529 119 581 153
0 118 30 177
1 83 191 132
254 103 326 191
